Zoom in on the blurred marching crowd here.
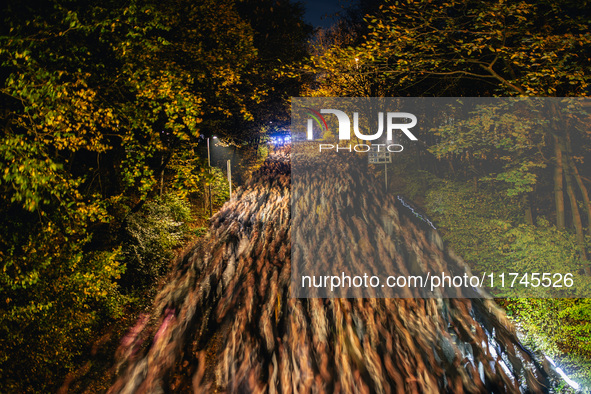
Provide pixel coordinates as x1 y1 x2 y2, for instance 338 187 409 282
108 148 553 393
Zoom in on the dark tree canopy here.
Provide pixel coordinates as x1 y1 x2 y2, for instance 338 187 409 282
0 0 310 390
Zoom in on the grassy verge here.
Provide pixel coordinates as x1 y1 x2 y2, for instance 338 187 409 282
388 163 591 390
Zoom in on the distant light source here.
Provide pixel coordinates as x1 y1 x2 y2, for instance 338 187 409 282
268 134 291 146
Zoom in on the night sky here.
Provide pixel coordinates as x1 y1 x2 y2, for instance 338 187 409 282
300 0 346 28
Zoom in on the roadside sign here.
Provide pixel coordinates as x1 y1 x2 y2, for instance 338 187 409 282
368 146 392 164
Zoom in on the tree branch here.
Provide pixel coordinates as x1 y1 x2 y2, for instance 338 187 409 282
480 64 525 95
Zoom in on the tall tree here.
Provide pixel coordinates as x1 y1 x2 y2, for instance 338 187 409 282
306 0 591 266
0 0 270 389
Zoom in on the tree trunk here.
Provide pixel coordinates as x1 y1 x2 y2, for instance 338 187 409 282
523 194 533 225
569 155 591 238
160 155 164 197
553 136 565 229
562 148 589 270
447 158 455 175
564 131 591 238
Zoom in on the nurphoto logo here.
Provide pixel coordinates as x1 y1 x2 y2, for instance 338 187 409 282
303 108 418 152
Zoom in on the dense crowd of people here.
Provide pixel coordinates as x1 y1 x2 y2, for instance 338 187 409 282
108 147 555 393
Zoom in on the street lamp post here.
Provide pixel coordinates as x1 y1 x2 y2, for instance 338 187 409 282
227 159 232 199
207 136 217 216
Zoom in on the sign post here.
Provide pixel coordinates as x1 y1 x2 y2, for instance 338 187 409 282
227 160 232 199
368 147 392 192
